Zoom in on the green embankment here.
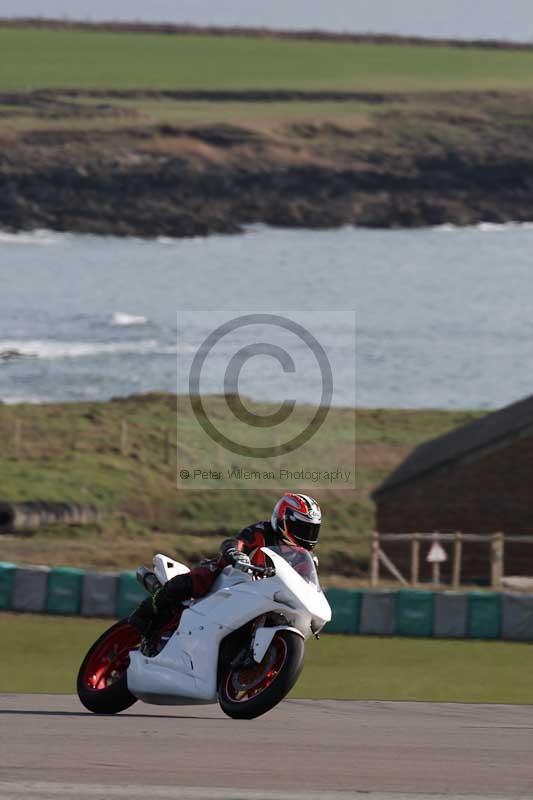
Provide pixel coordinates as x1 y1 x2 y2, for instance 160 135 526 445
0 613 530 703
0 395 482 580
1 27 533 92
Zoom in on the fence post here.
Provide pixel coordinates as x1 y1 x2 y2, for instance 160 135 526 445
410 533 420 586
120 420 128 456
491 531 504 590
168 428 175 464
432 532 441 588
370 532 380 588
163 428 170 464
13 418 22 458
452 531 463 589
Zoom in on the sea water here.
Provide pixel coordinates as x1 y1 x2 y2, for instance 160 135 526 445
1 223 532 409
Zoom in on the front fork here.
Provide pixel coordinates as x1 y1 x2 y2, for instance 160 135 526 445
230 615 266 669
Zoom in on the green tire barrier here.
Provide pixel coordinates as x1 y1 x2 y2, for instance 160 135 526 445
116 571 149 619
0 562 522 642
467 592 501 639
0 562 16 610
325 588 362 634
46 567 84 615
395 589 434 637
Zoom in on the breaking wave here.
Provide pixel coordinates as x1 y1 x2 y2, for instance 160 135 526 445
0 229 61 246
433 221 533 233
0 394 50 404
111 312 148 326
477 221 533 232
0 340 177 359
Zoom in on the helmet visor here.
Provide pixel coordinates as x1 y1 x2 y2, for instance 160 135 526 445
287 519 320 548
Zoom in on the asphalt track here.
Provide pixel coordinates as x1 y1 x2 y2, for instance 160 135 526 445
1 695 533 800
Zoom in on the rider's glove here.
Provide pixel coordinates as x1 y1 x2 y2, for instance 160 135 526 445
226 548 251 571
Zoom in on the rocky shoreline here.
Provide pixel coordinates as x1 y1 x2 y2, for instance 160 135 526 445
1 90 533 237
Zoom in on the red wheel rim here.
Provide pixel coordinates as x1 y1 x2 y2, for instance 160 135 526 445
225 635 288 703
82 624 141 691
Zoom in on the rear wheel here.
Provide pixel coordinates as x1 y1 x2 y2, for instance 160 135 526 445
77 619 141 714
218 630 304 720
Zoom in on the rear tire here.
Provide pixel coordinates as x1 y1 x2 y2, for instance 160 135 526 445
77 619 141 714
218 630 304 720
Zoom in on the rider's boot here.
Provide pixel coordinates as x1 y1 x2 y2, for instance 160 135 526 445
128 572 194 635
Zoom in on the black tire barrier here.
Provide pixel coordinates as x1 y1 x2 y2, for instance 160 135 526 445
0 501 100 534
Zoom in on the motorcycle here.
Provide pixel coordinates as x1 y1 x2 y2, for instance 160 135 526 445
77 545 331 720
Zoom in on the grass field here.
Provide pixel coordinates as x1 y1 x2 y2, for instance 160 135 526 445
0 395 482 580
2 28 533 92
1 613 530 703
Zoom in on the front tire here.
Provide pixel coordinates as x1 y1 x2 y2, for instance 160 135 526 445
218 631 304 720
77 619 141 714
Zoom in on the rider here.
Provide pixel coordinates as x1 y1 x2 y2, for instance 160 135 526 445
129 492 322 636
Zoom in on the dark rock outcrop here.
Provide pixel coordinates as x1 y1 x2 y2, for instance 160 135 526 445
1 90 533 236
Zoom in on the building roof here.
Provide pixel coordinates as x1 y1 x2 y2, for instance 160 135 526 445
372 393 533 498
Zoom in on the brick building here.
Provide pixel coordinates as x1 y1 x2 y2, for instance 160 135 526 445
372 394 533 581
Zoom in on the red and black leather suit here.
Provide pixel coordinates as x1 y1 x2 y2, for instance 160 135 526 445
190 520 283 597
164 520 283 605
129 521 287 632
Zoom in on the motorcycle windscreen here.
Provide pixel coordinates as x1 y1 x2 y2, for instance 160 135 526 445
266 545 320 587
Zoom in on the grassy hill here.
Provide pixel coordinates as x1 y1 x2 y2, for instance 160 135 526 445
2 27 533 92
0 395 482 582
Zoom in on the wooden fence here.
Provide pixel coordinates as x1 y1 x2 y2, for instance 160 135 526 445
5 418 176 464
369 531 533 590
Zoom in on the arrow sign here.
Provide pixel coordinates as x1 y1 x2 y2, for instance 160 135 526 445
427 541 447 563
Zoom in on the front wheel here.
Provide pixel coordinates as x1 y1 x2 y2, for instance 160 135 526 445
77 619 141 714
218 630 304 720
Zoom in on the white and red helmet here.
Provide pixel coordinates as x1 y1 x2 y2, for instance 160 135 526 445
271 493 322 550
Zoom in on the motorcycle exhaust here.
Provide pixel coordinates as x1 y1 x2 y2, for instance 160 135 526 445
136 565 161 594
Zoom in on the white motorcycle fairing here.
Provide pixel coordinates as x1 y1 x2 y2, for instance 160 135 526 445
152 553 190 584
126 546 331 706
251 624 303 663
